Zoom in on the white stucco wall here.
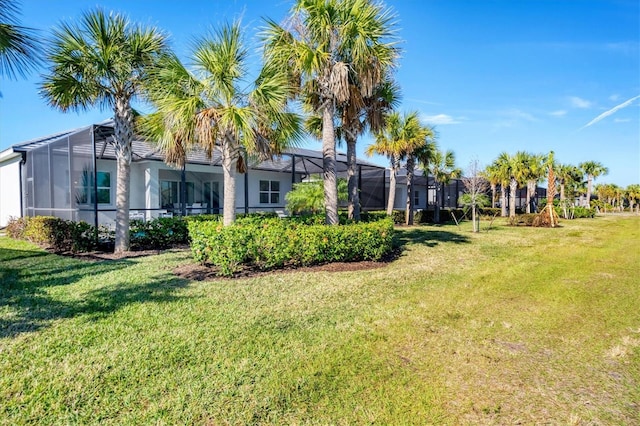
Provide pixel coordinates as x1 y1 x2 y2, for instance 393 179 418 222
0 154 22 227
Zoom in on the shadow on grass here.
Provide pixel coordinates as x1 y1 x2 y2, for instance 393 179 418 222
394 226 471 249
0 247 190 338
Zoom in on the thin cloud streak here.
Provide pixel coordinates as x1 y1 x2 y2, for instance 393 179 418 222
580 95 640 130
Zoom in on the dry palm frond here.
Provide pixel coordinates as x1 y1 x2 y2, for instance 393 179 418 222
359 59 381 98
330 61 350 104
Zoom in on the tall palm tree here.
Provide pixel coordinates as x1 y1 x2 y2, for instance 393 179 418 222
483 163 501 209
138 23 301 226
40 9 168 252
495 152 526 219
555 163 582 218
0 0 41 80
340 78 400 221
263 0 399 225
578 161 608 208
407 124 436 225
366 111 425 221
424 147 460 223
493 153 514 217
625 184 640 213
522 152 546 213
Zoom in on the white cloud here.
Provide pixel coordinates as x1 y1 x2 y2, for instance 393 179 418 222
614 118 631 123
569 96 592 109
504 109 537 122
581 95 640 129
421 114 462 125
609 94 620 102
550 110 567 117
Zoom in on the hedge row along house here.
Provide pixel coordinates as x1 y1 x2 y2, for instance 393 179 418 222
0 120 543 228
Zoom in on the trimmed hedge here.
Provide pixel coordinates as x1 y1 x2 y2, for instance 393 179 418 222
6 216 95 253
6 215 190 252
188 217 395 276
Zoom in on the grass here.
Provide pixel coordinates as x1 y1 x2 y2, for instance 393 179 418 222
1 215 639 424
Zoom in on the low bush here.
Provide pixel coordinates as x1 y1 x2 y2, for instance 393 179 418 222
6 215 191 252
477 207 501 218
7 216 96 252
130 217 189 250
5 216 29 239
188 217 394 276
508 214 538 227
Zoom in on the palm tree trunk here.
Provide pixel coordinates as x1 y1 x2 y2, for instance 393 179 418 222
500 185 507 217
222 140 237 226
509 177 517 218
386 155 398 216
113 99 134 253
526 181 534 213
491 183 496 208
405 154 415 225
560 182 568 219
114 155 131 252
346 135 360 221
322 102 339 225
434 182 441 223
586 175 593 208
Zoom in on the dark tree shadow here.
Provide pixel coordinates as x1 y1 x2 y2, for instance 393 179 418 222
0 247 191 338
394 226 471 249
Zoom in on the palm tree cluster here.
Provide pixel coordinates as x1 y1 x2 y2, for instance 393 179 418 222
484 152 616 219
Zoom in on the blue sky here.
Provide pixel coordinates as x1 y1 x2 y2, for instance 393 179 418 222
1 0 638 186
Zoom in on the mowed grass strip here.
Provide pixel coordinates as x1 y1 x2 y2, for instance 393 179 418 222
0 215 638 424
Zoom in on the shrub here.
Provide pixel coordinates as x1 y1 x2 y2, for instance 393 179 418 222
508 214 537 227
477 207 501 218
188 217 394 276
5 216 29 239
130 217 189 250
9 216 96 252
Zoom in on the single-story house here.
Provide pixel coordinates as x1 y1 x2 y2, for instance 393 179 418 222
0 120 391 228
0 120 547 228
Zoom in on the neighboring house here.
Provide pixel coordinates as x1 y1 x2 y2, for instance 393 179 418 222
0 121 387 227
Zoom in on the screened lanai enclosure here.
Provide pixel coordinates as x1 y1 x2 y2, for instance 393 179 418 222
12 121 391 228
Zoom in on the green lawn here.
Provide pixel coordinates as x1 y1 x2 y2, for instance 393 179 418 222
1 215 639 424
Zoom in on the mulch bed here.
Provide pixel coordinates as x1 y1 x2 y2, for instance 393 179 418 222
52 245 397 281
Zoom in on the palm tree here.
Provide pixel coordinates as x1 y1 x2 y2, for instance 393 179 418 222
522 152 546 213
555 163 582 218
407 125 436 225
492 153 514 217
424 147 460 223
0 0 41 80
494 152 527 219
340 78 400 221
625 184 640 213
138 23 301 226
263 0 399 225
366 111 425 222
578 161 608 208
40 9 168 252
483 163 501 209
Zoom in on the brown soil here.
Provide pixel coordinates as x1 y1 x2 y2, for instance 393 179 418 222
172 258 390 281
55 245 396 281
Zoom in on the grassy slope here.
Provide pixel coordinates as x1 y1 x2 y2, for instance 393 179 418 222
0 215 638 424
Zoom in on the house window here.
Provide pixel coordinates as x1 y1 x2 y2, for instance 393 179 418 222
76 171 111 204
161 181 195 209
414 190 420 207
259 180 280 204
